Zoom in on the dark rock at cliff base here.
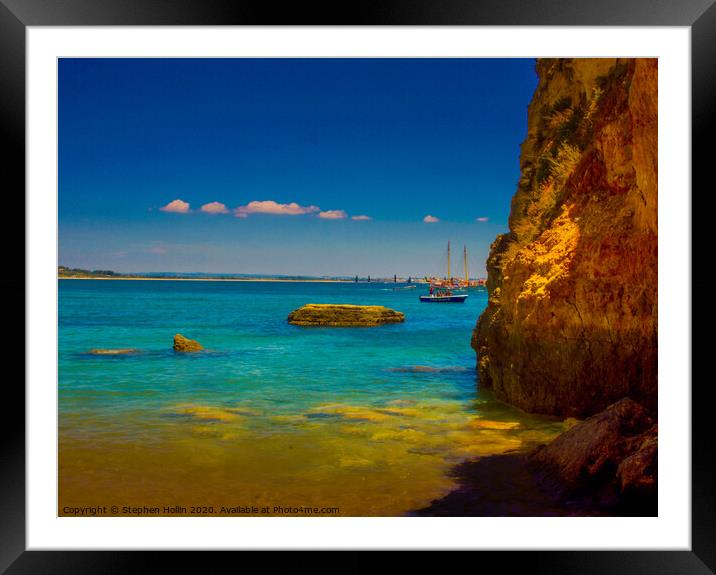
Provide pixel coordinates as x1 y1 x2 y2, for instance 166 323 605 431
616 424 658 501
527 398 656 509
287 304 405 327
173 334 203 352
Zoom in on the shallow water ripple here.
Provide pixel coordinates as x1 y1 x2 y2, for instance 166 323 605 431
59 280 564 516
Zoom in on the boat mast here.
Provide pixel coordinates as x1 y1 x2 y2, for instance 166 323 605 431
447 241 451 280
464 245 468 283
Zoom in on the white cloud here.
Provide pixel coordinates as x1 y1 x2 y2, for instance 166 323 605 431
476 217 489 222
146 246 167 255
201 201 229 214
351 215 372 221
318 210 348 220
423 215 440 223
160 199 190 213
234 200 320 218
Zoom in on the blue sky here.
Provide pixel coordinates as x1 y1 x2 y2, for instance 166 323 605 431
59 58 538 277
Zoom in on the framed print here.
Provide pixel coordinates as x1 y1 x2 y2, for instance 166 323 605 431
4 0 707 571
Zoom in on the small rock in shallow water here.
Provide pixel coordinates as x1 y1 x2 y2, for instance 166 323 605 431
173 333 203 352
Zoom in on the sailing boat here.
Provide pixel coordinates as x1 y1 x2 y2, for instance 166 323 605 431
457 245 480 288
419 241 468 303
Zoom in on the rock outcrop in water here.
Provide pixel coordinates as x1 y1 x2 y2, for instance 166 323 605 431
472 58 658 418
173 334 204 352
288 304 405 326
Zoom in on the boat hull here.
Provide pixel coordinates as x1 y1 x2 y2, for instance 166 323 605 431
419 294 468 303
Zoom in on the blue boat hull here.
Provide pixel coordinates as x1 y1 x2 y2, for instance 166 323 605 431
419 294 468 303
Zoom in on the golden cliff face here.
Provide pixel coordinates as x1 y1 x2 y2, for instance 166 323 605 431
473 58 657 418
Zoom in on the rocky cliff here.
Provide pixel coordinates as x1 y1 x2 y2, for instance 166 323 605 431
472 58 657 418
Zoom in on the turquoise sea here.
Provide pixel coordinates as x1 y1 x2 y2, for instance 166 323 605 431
58 279 566 516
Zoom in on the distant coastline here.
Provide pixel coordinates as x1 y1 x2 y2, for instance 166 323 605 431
59 276 354 283
57 267 429 284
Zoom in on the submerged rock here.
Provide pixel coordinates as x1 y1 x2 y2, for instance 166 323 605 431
167 404 241 422
388 365 470 373
287 304 404 327
527 398 656 508
88 348 139 355
173 333 204 352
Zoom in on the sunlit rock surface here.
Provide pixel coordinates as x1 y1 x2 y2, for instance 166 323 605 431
473 58 658 418
288 304 405 326
173 333 204 352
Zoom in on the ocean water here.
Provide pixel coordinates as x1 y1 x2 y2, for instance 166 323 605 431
58 279 566 516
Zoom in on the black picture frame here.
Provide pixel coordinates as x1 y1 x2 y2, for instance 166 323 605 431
3 0 705 571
